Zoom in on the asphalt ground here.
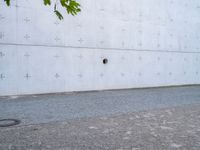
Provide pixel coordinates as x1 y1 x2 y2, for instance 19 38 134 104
0 85 200 125
0 86 200 150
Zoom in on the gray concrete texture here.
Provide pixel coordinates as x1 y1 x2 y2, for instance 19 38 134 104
1 102 200 149
0 86 200 126
1 86 200 149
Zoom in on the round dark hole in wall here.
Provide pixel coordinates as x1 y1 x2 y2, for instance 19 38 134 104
103 58 108 64
0 119 21 127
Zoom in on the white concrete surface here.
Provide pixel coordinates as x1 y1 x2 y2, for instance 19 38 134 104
0 0 200 96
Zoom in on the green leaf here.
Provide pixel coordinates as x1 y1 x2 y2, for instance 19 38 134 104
4 0 81 20
43 0 51 5
54 10 64 20
4 0 10 6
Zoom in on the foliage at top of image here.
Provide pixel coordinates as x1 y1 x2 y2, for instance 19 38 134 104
4 0 81 20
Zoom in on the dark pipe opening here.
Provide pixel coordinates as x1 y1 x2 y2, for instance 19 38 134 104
103 58 108 64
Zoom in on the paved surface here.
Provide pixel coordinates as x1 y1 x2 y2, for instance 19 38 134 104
0 86 200 150
1 104 200 150
0 86 200 125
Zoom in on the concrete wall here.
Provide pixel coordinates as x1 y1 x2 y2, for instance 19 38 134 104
0 0 200 96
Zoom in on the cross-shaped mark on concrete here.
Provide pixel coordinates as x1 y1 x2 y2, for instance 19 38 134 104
0 52 5 57
78 74 83 78
24 73 31 80
54 55 60 58
0 32 4 39
24 53 30 57
24 34 30 40
100 26 104 30
122 29 126 32
0 74 5 80
138 30 142 34
0 15 5 20
122 42 125 47
77 24 82 28
184 46 187 49
78 54 83 59
100 73 104 77
138 42 142 47
55 73 60 78
78 38 83 44
54 37 60 42
54 21 59 26
100 41 104 44
24 17 30 23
